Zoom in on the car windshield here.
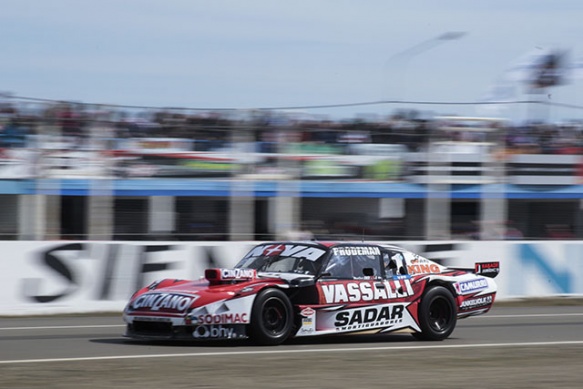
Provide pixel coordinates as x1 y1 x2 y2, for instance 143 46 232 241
234 243 327 275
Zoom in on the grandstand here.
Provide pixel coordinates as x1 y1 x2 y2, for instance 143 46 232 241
0 95 582 241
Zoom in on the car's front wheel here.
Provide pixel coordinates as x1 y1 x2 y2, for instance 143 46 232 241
248 288 294 345
413 285 457 341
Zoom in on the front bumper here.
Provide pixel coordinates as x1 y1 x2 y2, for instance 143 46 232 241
124 318 248 341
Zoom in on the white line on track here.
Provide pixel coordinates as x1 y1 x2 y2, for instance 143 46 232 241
483 313 583 319
0 324 124 331
1 340 583 365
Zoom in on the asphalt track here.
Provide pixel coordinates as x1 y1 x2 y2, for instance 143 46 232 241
1 305 583 389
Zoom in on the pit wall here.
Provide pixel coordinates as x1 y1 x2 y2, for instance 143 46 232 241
1 240 581 316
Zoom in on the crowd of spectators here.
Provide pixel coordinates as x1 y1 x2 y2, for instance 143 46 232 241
1 98 583 155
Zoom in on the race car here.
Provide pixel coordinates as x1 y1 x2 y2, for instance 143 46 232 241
123 241 499 345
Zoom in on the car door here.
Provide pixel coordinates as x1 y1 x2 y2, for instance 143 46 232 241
317 244 387 305
313 244 413 334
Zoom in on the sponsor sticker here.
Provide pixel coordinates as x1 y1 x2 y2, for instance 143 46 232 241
195 313 249 325
245 244 325 261
189 295 255 328
475 262 500 275
220 268 256 280
407 263 441 275
454 278 489 295
192 325 239 339
300 309 316 334
130 293 197 312
459 295 493 310
333 304 405 331
320 279 414 304
262 244 286 256
332 246 381 256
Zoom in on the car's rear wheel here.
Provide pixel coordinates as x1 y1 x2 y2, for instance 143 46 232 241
248 288 294 345
413 285 457 341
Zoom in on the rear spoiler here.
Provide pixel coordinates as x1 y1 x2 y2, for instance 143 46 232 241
475 262 500 278
449 262 500 278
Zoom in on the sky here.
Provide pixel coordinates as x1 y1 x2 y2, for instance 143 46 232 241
1 0 583 122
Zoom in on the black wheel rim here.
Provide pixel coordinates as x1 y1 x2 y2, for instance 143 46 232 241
262 297 288 335
428 296 452 333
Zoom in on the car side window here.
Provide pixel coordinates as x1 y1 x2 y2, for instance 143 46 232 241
383 250 407 277
322 252 352 279
323 246 383 279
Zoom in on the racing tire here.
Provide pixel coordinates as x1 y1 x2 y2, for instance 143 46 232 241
248 288 294 346
413 286 457 341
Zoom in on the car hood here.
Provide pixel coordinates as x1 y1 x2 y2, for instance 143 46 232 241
125 272 309 316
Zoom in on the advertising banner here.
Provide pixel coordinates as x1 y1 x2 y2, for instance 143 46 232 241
1 240 582 315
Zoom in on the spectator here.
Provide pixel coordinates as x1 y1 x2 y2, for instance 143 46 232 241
504 221 524 240
545 224 575 239
0 118 28 148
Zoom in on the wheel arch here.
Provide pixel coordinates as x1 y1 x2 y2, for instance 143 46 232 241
413 282 458 341
425 279 458 299
246 286 297 345
250 284 303 336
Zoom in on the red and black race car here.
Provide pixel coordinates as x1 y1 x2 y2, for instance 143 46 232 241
123 241 499 345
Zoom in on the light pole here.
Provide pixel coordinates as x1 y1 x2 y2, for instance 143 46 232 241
383 31 467 102
383 32 467 240
391 31 466 60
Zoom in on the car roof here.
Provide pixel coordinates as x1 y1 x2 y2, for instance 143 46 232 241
260 241 405 252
